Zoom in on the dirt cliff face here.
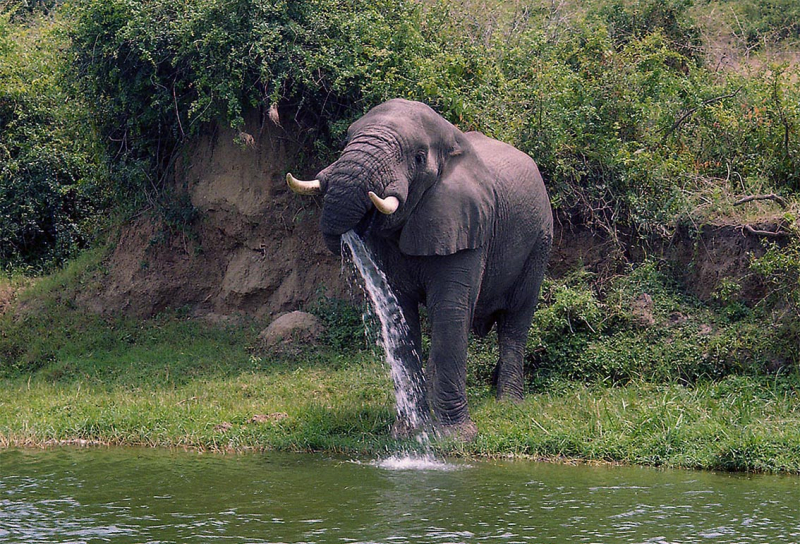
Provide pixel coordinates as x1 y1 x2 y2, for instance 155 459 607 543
78 111 774 319
80 111 350 319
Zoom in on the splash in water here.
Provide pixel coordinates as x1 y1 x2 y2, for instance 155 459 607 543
373 453 465 471
341 231 430 439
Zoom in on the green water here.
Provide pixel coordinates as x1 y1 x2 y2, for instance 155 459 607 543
1 448 798 543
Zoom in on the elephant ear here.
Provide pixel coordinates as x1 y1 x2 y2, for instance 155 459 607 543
399 154 495 256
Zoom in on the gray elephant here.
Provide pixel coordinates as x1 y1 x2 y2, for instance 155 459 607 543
287 99 552 440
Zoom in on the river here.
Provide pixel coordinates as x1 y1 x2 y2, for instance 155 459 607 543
1 448 799 543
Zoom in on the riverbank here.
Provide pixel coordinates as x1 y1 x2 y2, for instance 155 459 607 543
3 250 800 473
2 319 799 473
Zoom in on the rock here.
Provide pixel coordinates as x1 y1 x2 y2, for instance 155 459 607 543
258 311 325 349
631 293 655 327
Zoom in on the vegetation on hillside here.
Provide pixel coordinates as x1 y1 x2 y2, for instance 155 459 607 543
2 257 800 472
0 6 108 272
3 0 799 263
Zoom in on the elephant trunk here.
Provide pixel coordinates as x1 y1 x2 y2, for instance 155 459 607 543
318 144 403 254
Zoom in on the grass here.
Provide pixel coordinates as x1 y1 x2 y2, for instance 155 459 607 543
468 377 800 473
2 347 800 473
2 302 800 472
2 252 800 473
0 356 397 455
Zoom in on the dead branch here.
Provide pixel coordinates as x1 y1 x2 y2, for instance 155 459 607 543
743 224 790 239
734 193 789 209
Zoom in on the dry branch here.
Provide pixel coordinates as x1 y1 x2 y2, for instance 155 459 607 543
743 224 790 239
734 194 789 209
661 87 743 141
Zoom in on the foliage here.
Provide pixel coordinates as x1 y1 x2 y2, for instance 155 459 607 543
66 0 430 205
3 0 800 472
410 3 799 236
0 7 108 272
727 0 800 47
10 0 788 269
4 339 800 471
3 0 60 18
749 235 800 365
751 238 800 311
522 259 798 386
597 0 701 57
308 294 371 351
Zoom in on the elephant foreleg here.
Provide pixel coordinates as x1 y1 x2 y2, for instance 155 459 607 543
423 250 483 439
391 297 430 437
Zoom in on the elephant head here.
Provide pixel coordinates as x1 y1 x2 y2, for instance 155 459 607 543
287 99 495 256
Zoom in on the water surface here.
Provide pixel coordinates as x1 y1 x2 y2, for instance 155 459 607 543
1 448 798 543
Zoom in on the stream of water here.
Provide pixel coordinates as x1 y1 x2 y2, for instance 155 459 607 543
341 231 431 442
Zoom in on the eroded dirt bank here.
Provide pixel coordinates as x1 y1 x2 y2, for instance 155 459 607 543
77 113 774 319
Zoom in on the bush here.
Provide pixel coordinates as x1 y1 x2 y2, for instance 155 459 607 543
66 0 430 200
64 0 800 240
597 0 701 57
0 7 108 272
733 0 800 47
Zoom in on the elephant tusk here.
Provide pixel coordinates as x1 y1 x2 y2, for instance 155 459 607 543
286 173 322 195
368 192 400 215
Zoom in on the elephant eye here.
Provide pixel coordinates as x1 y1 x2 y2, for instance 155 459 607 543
414 151 427 166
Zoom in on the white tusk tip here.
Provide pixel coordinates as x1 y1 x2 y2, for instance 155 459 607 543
286 173 322 195
369 191 400 215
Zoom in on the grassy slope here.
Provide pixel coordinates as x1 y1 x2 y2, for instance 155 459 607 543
2 338 799 472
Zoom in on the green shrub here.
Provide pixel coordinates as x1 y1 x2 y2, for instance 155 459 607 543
66 0 430 201
0 8 108 272
597 0 701 57
732 0 800 47
308 295 370 352
64 0 800 240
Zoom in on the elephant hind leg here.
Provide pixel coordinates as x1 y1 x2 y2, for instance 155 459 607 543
494 234 551 401
494 315 530 401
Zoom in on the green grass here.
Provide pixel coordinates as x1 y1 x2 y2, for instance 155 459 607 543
3 253 800 472
3 344 800 472
2 290 800 473
467 377 800 473
0 356 397 455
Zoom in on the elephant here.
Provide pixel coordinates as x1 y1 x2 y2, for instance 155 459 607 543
286 99 552 441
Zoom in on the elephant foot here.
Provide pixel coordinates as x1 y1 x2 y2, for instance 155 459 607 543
496 387 524 403
435 420 478 442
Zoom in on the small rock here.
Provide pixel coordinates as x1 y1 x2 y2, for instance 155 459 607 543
258 311 325 349
631 293 655 327
698 324 714 335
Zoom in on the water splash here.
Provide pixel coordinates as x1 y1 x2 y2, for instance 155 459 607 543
341 231 430 439
373 453 466 472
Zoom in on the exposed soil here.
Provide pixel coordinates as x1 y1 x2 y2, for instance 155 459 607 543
77 110 350 319
552 220 775 305
74 111 777 320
